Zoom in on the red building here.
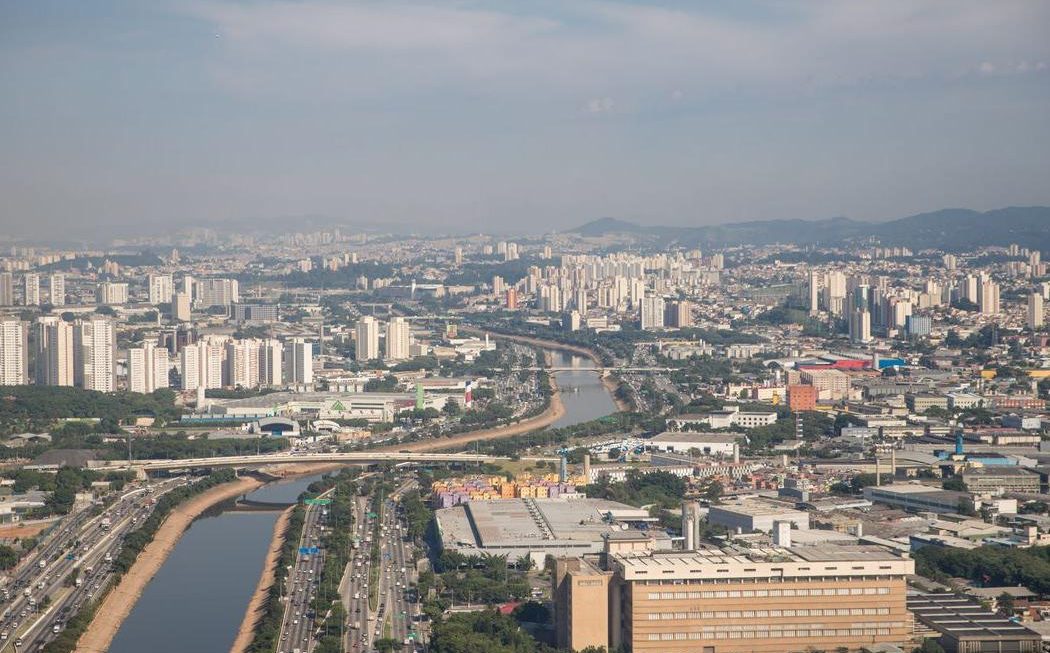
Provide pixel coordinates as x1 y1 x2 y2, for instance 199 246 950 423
788 384 817 411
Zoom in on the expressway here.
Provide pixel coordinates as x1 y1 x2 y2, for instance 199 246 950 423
93 451 506 473
276 486 335 653
0 478 187 652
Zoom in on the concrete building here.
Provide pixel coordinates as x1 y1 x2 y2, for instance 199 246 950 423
283 338 313 385
863 484 971 514
906 393 949 413
799 368 849 401
260 339 283 387
172 291 192 321
23 274 40 306
556 545 914 653
127 342 169 393
385 317 410 360
554 557 611 651
647 432 740 457
74 318 115 392
148 273 174 305
355 316 380 361
225 339 260 388
0 321 28 386
961 467 1041 495
788 384 817 411
49 273 65 306
1029 292 1044 329
196 278 239 307
96 282 129 305
0 272 12 306
707 499 810 533
908 593 1041 653
640 295 665 330
35 317 73 386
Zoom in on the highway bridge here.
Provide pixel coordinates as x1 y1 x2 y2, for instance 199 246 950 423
518 366 672 372
92 451 507 473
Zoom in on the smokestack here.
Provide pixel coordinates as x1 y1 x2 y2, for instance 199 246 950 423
890 446 896 479
773 521 791 548
683 517 696 551
583 454 592 482
875 455 881 486
732 442 740 465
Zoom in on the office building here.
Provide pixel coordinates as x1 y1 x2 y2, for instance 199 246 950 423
0 321 28 385
355 316 380 361
905 314 932 339
128 341 169 393
23 274 40 306
148 274 174 305
74 319 115 392
232 303 279 324
640 295 665 330
96 282 129 305
36 317 74 386
1028 292 1044 329
196 278 240 307
555 545 914 653
0 273 13 306
283 338 313 385
49 273 65 306
172 292 192 322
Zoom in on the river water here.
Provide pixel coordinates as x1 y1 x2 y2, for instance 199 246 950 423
108 347 613 649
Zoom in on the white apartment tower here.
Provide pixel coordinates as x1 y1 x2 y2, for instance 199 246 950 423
356 316 380 361
23 274 40 306
1029 292 1045 329
49 273 65 306
260 339 283 387
385 318 410 360
0 273 13 306
74 319 115 392
148 274 174 305
196 278 239 307
128 341 169 393
640 295 665 330
0 321 28 385
225 340 260 388
36 317 74 386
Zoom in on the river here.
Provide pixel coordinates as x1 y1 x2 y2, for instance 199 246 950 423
107 347 614 649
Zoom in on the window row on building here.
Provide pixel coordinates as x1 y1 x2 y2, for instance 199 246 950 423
646 606 891 620
644 585 894 600
645 624 903 641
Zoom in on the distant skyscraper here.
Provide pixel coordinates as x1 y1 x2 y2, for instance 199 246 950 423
225 340 260 388
49 273 65 306
355 316 380 361
979 279 1000 315
283 338 313 384
453 246 463 265
23 274 40 306
664 300 692 328
0 321 27 385
808 271 822 315
385 318 410 360
505 288 518 310
74 318 115 392
1029 292 1045 329
128 341 169 393
196 278 240 307
148 274 174 305
0 273 13 306
36 317 74 386
179 343 200 391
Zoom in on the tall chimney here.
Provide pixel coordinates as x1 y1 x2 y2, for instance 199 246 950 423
583 454 592 482
875 455 881 486
732 443 740 465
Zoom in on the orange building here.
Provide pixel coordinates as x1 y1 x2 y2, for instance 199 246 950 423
788 384 817 411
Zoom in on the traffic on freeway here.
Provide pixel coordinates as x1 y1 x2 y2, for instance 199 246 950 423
0 477 187 652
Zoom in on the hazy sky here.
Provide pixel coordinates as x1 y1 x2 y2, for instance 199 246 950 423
2 1 1049 238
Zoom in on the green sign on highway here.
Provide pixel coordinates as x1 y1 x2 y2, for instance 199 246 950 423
304 498 332 506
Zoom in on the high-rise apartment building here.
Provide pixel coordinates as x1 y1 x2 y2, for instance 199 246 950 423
979 279 1000 315
385 318 410 361
260 339 283 387
1029 292 1045 329
283 338 313 384
74 319 115 392
172 292 192 321
36 317 74 386
640 295 665 330
664 301 692 328
23 274 40 306
0 321 28 385
148 274 174 305
128 341 169 393
355 316 380 361
49 273 65 306
225 339 260 388
505 288 518 310
196 278 240 307
0 273 13 306
179 343 200 391
849 308 872 343
96 282 129 305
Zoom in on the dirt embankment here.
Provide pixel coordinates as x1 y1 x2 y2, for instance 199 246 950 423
378 375 566 454
75 476 264 653
228 505 294 653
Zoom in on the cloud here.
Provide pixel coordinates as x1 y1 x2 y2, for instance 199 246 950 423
585 97 615 114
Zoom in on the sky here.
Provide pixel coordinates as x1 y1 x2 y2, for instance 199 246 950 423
2 0 1049 239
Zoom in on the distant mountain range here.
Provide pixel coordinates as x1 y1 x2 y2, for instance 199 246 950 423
571 207 1050 251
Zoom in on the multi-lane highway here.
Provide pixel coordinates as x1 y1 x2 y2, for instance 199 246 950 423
0 478 187 652
276 486 335 653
